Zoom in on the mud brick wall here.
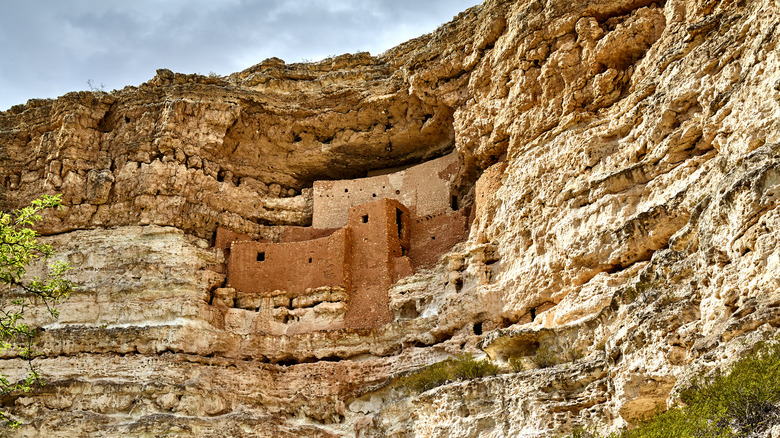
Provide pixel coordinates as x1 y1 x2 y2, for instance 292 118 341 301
279 226 339 243
409 210 470 269
227 229 350 296
312 152 458 228
344 199 410 328
215 228 253 251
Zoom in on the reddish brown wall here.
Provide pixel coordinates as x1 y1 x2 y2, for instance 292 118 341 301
312 152 457 228
215 228 253 251
279 226 338 243
409 210 470 269
343 199 409 328
227 229 350 297
225 199 413 329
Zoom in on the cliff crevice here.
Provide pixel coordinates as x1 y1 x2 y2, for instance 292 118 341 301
1 0 780 436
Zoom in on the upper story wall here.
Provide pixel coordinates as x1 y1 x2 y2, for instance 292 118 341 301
312 152 458 229
343 199 410 328
409 210 470 269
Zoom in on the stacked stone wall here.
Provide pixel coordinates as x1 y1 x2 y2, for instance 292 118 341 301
227 230 350 297
312 152 458 228
409 210 470 269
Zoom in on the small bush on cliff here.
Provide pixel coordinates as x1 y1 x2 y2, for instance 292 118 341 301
0 195 73 427
453 353 499 380
621 279 661 303
400 359 453 392
533 345 559 368
563 336 780 438
508 355 526 372
669 337 780 436
399 354 499 393
567 427 599 438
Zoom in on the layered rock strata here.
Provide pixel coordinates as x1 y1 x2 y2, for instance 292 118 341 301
1 0 780 436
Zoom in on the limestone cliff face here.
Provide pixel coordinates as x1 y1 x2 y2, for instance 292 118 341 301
1 0 780 436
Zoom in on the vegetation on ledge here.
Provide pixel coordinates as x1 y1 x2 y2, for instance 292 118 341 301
398 353 499 393
568 336 780 438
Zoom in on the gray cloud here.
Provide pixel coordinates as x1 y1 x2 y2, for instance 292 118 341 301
0 0 480 110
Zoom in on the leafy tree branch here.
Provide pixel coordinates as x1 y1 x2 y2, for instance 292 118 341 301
0 195 72 428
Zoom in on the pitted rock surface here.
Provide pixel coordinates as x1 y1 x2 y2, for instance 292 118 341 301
2 0 780 436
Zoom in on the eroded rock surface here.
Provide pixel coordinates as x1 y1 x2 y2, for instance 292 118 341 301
1 0 780 436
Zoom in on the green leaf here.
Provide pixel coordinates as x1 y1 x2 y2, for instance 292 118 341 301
0 195 73 425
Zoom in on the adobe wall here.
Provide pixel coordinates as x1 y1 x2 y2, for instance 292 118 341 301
216 226 338 250
343 198 410 328
225 199 413 330
227 229 350 296
279 226 338 243
215 228 254 252
312 152 458 229
409 210 470 269
474 161 507 220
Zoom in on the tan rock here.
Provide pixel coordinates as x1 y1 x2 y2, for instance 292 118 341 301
1 0 780 436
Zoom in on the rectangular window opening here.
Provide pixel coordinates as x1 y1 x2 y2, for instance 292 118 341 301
257 251 265 262
396 208 407 256
451 195 459 211
395 208 404 239
362 214 369 223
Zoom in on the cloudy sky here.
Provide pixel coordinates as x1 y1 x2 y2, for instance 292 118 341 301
0 0 481 111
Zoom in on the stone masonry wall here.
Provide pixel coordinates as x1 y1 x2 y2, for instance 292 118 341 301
312 152 458 228
226 198 413 330
344 199 412 328
409 210 471 269
227 229 350 297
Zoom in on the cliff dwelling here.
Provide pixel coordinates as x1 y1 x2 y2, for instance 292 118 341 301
214 152 470 334
4 0 780 435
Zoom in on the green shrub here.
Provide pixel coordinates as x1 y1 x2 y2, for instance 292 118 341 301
398 354 499 393
453 353 499 380
534 345 559 368
567 426 599 438
0 195 73 428
622 279 661 303
399 360 453 392
671 338 780 437
562 337 780 438
508 355 526 372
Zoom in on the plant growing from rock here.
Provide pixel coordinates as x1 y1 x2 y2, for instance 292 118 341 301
0 195 73 427
621 278 661 303
563 336 780 437
533 344 559 368
398 353 499 393
508 355 526 372
399 359 453 392
567 426 599 438
453 353 499 380
86 79 105 94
